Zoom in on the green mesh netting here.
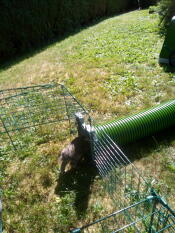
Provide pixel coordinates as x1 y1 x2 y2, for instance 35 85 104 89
0 84 174 232
71 112 175 232
0 83 87 151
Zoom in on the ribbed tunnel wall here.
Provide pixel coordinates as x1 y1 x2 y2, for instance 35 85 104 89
95 100 175 145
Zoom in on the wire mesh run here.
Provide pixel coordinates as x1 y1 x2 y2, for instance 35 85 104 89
0 83 174 232
71 122 175 233
0 83 88 150
73 194 175 233
92 128 150 200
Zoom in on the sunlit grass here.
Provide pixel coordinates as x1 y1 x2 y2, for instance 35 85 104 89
0 9 175 232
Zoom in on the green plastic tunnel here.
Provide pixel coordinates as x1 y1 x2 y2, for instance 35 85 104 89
95 100 175 145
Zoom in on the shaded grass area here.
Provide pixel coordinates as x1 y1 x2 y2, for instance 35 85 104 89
0 9 175 233
55 164 97 218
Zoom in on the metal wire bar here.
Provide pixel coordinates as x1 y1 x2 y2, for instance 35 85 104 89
112 208 162 233
72 196 155 232
0 83 87 150
73 119 175 233
0 115 17 150
94 127 148 185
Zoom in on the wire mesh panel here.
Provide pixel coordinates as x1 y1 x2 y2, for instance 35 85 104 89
0 84 174 232
92 128 150 202
73 195 175 233
0 83 87 150
71 122 175 233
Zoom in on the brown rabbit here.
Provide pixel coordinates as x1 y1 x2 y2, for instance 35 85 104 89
59 136 90 173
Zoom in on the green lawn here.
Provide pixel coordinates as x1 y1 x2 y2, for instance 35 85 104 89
0 9 175 233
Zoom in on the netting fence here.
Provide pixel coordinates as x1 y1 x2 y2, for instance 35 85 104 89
0 83 174 232
71 114 175 232
0 83 88 152
73 195 175 233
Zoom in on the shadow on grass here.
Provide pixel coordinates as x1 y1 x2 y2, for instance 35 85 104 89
160 63 175 73
55 162 97 218
122 125 175 162
0 18 108 71
0 9 136 71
